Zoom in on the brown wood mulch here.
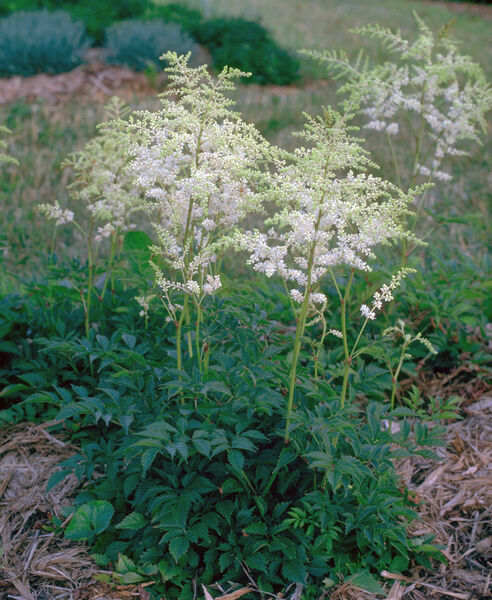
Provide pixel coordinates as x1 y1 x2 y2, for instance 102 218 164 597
0 390 490 600
0 60 165 107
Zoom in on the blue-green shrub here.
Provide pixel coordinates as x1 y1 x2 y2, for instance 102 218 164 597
1 1 148 44
105 20 199 72
0 10 90 76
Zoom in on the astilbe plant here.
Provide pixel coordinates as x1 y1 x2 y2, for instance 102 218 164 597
235 107 420 440
306 14 492 260
112 52 274 372
31 53 456 595
40 97 147 335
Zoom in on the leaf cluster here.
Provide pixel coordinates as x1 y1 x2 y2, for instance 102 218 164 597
0 261 447 596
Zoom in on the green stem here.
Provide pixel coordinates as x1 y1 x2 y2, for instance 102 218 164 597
101 231 118 301
350 317 370 360
49 226 57 265
340 269 355 408
203 342 210 375
285 290 311 443
176 296 189 376
387 133 403 190
390 344 408 410
184 301 193 358
314 311 327 381
195 302 202 372
85 222 95 338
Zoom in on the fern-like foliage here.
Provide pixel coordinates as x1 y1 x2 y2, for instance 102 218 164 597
306 13 492 185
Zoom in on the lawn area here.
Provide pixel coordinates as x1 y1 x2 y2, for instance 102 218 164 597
0 1 491 599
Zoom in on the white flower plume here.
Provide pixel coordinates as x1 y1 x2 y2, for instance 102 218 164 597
236 108 418 305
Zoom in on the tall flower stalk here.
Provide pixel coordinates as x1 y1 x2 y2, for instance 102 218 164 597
114 52 273 373
236 108 418 441
39 97 147 334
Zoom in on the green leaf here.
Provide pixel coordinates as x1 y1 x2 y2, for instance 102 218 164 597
46 469 70 492
115 512 146 531
169 536 190 563
123 230 153 254
282 557 307 583
0 383 27 397
192 437 212 457
244 521 267 535
348 572 385 595
116 553 137 574
65 501 114 541
228 449 244 472
122 332 137 349
390 554 409 572
200 381 231 396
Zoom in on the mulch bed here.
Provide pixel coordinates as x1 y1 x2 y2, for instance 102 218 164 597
0 392 490 600
0 59 165 106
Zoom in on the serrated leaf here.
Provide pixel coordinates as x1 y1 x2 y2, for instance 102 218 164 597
200 381 231 396
192 438 212 457
282 557 307 583
348 572 385 595
169 536 189 563
115 512 146 531
247 552 268 573
243 521 267 535
115 553 137 574
228 449 244 472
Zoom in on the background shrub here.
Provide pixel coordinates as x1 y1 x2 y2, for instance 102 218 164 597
67 0 147 45
144 2 204 33
191 18 300 85
105 20 200 72
0 10 90 77
0 0 149 43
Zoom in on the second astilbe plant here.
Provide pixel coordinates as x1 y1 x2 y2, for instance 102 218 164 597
307 14 492 261
235 108 420 440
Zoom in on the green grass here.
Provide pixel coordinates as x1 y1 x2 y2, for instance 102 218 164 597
175 0 492 78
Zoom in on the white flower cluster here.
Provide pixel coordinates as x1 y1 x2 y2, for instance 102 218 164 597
114 52 272 309
236 109 417 306
310 15 492 183
41 97 147 241
38 202 74 226
360 267 415 321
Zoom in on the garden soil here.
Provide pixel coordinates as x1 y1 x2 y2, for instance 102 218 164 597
0 392 490 600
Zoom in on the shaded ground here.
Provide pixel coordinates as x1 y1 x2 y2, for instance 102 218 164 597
0 391 490 600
